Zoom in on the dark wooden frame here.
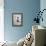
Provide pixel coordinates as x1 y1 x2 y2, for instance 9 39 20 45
12 13 23 27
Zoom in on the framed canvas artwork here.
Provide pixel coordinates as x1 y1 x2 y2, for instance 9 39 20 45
12 13 23 26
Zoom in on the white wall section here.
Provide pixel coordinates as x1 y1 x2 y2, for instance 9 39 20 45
0 0 4 42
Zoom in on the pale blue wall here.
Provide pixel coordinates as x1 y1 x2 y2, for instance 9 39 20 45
40 0 46 27
4 0 40 42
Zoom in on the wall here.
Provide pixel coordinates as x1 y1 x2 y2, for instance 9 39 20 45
4 0 40 42
40 0 46 27
0 0 4 42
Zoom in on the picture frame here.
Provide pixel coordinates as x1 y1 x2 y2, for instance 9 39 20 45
12 13 23 26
